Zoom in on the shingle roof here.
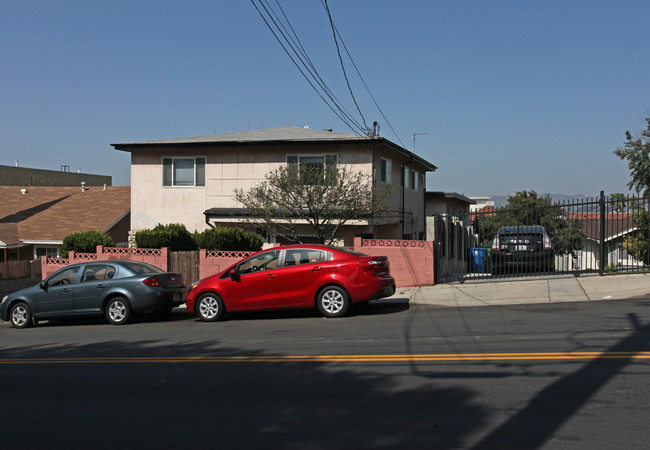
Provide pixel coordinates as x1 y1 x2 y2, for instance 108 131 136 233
567 213 637 242
112 126 437 171
113 126 368 146
0 186 130 246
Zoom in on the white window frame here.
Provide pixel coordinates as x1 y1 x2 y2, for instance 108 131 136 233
35 246 58 260
380 158 392 184
162 156 206 187
286 154 337 179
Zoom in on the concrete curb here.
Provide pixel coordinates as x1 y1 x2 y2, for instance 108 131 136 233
394 273 650 308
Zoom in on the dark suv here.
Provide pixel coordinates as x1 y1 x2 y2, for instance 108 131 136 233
491 225 554 274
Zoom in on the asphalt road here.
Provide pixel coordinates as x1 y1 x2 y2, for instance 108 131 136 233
2 299 650 449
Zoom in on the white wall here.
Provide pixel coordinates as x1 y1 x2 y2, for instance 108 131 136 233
130 144 375 233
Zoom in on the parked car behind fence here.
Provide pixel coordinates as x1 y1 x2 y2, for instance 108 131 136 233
491 225 555 275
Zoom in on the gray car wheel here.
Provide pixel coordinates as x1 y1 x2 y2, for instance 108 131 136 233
10 302 32 329
196 293 224 322
106 297 131 325
317 285 350 318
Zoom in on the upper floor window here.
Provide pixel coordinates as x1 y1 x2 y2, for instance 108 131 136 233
411 170 418 190
287 154 337 184
163 157 206 187
380 158 392 184
402 167 419 190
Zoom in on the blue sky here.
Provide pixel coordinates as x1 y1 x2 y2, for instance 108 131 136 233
2 0 649 197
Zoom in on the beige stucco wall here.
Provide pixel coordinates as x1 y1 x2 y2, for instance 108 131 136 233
373 148 428 239
130 143 378 233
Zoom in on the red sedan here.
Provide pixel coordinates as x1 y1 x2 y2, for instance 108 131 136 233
186 245 396 321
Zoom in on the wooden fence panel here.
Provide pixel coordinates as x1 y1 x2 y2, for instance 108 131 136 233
0 261 40 280
169 251 200 287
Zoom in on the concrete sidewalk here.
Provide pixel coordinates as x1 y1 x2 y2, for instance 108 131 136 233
395 273 650 308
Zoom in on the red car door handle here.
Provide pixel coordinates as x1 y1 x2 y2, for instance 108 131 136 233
265 274 275 279
311 266 322 271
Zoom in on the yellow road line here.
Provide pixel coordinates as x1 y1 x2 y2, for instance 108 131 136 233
1 352 650 364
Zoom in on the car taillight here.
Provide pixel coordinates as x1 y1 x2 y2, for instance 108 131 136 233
543 234 552 250
357 260 382 273
142 276 161 287
492 237 499 251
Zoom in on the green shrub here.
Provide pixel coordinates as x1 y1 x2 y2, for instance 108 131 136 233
134 223 198 251
60 230 115 258
195 226 264 251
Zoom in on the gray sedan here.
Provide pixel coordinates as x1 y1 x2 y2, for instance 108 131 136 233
0 261 185 328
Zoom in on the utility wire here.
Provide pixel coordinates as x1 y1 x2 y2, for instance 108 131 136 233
319 0 407 147
251 0 408 147
254 0 361 133
250 0 366 135
322 0 371 134
268 1 363 132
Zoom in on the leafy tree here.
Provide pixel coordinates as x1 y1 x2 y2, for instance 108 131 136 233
234 162 395 244
614 118 650 263
609 193 628 212
622 196 650 265
614 117 650 196
60 230 115 258
135 223 198 251
194 226 264 251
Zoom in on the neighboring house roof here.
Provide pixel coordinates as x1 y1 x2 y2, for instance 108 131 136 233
112 126 437 171
567 213 638 243
0 164 111 187
0 186 130 248
425 191 476 205
468 205 495 223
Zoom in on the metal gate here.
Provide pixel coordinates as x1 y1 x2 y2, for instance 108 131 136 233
435 192 650 282
169 251 200 287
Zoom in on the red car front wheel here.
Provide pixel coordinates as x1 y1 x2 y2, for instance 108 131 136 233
317 285 350 318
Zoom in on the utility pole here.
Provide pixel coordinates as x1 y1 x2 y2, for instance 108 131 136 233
412 132 428 151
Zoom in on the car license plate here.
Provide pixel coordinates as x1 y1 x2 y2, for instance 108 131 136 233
517 245 528 251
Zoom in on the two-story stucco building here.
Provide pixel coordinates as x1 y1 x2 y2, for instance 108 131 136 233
112 126 436 245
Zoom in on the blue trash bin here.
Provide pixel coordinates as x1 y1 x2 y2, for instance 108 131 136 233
469 248 486 273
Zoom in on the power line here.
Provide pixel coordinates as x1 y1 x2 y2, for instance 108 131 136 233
250 0 367 135
268 1 362 132
253 0 362 133
322 0 371 134
319 0 406 147
251 1 410 147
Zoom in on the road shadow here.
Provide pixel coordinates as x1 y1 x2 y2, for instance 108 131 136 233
471 313 650 449
0 338 485 449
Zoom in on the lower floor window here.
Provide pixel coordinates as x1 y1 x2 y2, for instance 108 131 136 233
36 247 58 259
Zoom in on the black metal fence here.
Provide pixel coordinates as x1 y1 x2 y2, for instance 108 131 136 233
434 192 650 282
